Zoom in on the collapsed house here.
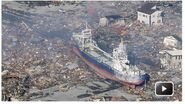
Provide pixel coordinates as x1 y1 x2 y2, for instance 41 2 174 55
99 15 125 27
163 35 182 49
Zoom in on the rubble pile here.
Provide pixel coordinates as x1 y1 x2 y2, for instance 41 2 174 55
2 1 182 101
2 15 91 97
95 1 181 72
2 70 30 101
89 95 128 101
2 16 97 99
31 76 57 90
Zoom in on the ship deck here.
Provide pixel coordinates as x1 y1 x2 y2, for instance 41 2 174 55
85 47 113 66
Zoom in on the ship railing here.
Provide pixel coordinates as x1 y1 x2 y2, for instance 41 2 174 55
85 51 115 74
80 44 117 74
90 44 113 59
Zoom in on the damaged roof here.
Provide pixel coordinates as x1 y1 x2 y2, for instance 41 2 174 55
165 50 182 56
137 3 157 14
105 15 123 21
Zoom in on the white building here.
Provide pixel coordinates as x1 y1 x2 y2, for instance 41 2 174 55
99 15 125 27
160 49 182 70
163 35 181 49
137 3 163 26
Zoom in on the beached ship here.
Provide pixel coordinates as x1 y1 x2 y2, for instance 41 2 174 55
71 24 150 88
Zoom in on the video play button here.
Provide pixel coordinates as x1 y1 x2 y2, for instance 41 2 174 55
155 81 174 96
162 86 167 92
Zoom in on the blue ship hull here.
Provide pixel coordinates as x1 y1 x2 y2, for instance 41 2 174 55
72 45 150 88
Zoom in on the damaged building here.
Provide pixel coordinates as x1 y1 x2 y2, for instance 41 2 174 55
163 35 182 49
137 3 163 26
99 15 125 27
160 49 182 70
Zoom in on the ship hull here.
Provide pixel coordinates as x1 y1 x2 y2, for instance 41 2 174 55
72 45 150 87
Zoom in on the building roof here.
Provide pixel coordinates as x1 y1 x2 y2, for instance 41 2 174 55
165 50 182 56
137 3 157 14
164 35 182 42
105 15 123 21
171 35 182 42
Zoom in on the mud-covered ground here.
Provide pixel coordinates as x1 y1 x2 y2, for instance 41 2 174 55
2 1 182 101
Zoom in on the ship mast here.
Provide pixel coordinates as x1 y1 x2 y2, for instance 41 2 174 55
80 22 92 50
85 21 88 29
112 38 130 71
81 21 88 49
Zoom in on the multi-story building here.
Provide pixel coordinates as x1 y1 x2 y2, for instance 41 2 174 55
160 49 182 70
137 3 163 26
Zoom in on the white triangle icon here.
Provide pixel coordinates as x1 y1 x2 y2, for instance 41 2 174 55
162 86 167 92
